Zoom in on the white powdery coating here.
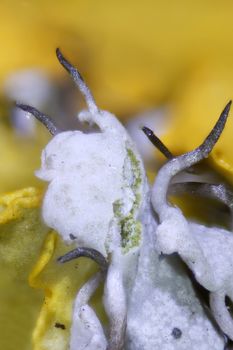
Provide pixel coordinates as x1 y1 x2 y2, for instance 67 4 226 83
70 272 107 350
104 249 127 348
36 131 127 255
126 216 224 350
36 109 146 256
70 304 107 350
154 206 218 291
190 222 233 290
190 222 233 339
37 127 130 254
153 164 233 340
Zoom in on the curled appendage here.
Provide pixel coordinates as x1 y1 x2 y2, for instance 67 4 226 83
104 252 127 350
58 247 108 273
152 101 231 214
142 126 174 159
56 48 126 135
75 272 103 311
70 272 107 350
56 48 98 115
151 102 231 292
223 334 233 350
210 291 233 341
58 248 108 349
16 103 60 136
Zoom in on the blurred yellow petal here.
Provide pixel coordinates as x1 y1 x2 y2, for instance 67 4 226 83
29 232 105 350
1 1 233 114
0 187 50 350
163 63 233 183
0 118 50 193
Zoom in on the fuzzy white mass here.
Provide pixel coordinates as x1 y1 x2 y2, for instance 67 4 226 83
32 50 233 349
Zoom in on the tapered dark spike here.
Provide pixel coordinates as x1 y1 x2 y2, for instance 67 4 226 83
152 101 232 216
199 100 232 158
142 126 174 159
56 48 98 114
58 247 108 273
16 103 60 136
170 101 232 172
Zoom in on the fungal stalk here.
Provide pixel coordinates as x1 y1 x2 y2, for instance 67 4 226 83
58 248 108 349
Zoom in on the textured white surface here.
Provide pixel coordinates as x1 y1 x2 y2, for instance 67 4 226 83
154 206 218 291
35 67 232 347
127 212 225 350
37 130 128 255
36 109 147 256
150 140 233 341
191 222 233 339
104 249 127 349
70 272 107 350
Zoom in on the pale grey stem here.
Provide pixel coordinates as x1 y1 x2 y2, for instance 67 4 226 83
223 334 229 350
59 249 108 348
56 48 99 114
69 271 108 350
210 290 233 341
15 103 60 136
75 271 103 308
104 252 127 350
58 247 108 274
107 318 126 350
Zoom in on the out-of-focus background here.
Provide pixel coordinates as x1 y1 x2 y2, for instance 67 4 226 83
1 0 233 193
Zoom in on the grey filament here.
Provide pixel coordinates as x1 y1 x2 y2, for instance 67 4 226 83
142 126 174 159
199 101 232 157
16 103 60 136
56 48 99 114
169 182 233 229
143 100 231 167
181 100 232 167
58 247 108 273
169 182 233 210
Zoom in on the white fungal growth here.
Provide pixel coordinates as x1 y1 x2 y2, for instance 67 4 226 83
126 212 225 350
70 272 107 350
151 102 233 340
104 248 127 350
17 50 233 349
35 107 146 256
32 50 147 256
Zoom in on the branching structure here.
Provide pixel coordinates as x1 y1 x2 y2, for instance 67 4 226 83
17 50 233 349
